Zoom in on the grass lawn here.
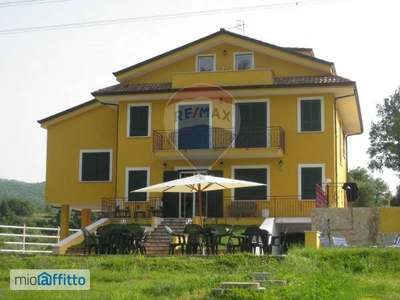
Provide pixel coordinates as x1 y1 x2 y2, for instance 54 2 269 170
0 247 399 299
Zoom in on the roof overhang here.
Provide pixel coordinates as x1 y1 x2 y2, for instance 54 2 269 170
38 100 102 129
95 83 362 135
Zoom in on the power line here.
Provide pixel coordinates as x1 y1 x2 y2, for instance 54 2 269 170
0 0 71 8
0 0 350 35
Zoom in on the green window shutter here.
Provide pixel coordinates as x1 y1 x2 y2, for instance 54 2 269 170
129 106 149 136
301 167 322 199
81 152 110 181
234 168 267 200
207 170 223 217
128 170 147 201
235 102 267 148
301 100 321 131
162 171 180 217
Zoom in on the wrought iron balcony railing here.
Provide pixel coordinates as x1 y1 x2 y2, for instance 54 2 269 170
101 195 316 219
153 126 285 152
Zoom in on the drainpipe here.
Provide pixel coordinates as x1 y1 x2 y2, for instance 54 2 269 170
99 101 120 198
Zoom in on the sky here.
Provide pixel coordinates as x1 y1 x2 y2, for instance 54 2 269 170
0 0 399 192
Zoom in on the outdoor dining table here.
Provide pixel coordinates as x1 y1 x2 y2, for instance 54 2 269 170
109 229 135 254
96 226 136 254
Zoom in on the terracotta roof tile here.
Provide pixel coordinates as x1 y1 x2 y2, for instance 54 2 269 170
92 75 354 96
273 75 354 86
92 82 172 95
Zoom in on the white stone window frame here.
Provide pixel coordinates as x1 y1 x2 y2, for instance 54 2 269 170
234 52 254 70
297 96 325 133
125 167 150 201
297 163 325 200
127 103 152 138
196 54 216 72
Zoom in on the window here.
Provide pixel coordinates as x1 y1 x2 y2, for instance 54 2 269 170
298 97 324 132
197 55 215 72
235 53 253 70
299 165 324 200
233 167 268 200
80 150 112 182
128 104 151 137
127 168 149 201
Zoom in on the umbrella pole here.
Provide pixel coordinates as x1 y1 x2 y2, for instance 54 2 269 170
198 190 203 227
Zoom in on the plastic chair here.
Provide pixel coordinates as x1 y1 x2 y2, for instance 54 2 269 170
81 228 100 254
243 226 267 255
133 227 149 254
217 226 243 254
165 226 186 255
184 224 204 255
96 226 113 254
203 226 219 255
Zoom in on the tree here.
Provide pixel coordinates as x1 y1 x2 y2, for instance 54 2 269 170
391 185 400 206
348 167 392 207
368 87 400 175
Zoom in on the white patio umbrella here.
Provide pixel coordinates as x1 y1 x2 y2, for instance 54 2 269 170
132 173 265 226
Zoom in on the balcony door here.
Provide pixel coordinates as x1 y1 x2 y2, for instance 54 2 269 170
177 103 210 150
162 170 223 219
179 171 207 218
235 102 267 148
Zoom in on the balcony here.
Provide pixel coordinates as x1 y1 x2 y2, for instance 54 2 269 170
153 126 285 160
101 196 315 219
171 68 274 89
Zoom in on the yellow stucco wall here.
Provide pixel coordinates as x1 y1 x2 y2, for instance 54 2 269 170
116 39 339 203
45 105 117 206
126 43 327 85
43 33 356 212
114 91 340 204
380 208 400 233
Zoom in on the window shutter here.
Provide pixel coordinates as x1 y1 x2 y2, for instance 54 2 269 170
81 152 110 181
207 170 223 217
128 170 147 201
301 100 321 131
310 100 321 131
162 171 180 217
130 106 149 136
235 102 267 148
234 168 267 200
301 167 322 199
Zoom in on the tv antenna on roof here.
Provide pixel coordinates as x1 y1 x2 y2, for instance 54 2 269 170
228 20 245 35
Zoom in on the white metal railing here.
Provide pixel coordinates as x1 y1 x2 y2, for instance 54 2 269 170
0 224 80 254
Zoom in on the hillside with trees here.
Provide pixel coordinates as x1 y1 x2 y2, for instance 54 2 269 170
0 179 45 209
0 179 99 228
0 179 57 227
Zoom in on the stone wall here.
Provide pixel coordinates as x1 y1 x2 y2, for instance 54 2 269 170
311 207 400 246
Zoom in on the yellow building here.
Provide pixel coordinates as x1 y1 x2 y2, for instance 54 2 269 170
39 29 362 241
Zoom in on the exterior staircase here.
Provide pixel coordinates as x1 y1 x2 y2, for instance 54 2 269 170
145 218 190 255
